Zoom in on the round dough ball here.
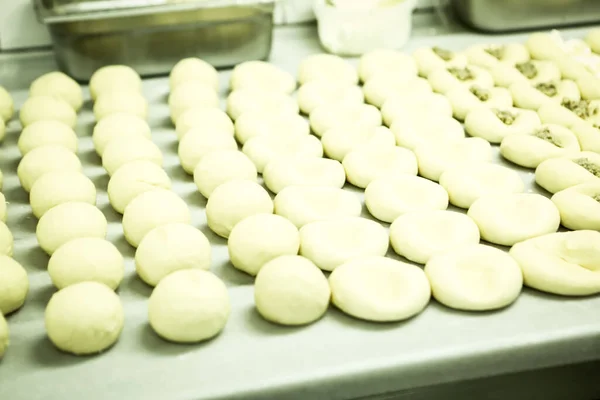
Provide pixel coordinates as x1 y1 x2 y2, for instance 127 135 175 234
263 157 345 194
37 202 107 255
585 28 600 53
415 137 493 182
343 145 418 189
45 281 124 355
0 222 12 257
0 312 8 358
29 171 96 219
226 89 299 121
526 32 567 61
169 58 219 91
390 114 464 150
168 81 219 124
0 86 14 122
413 46 468 77
229 214 299 276
108 160 172 214
148 269 229 343
329 256 431 322
381 92 452 126
90 65 141 100
17 145 82 192
206 180 273 239
48 238 124 290
446 85 513 121
30 71 83 111
365 175 448 223
243 134 324 173
194 150 257 198
92 113 151 156
254 255 330 326
0 169 3 191
102 136 163 176
390 210 480 265
0 255 28 314
297 81 364 115
178 129 238 174
425 244 523 311
465 43 530 70
298 53 358 85
428 65 494 94
18 120 78 156
535 151 600 194
274 186 362 228
122 189 191 248
0 193 7 223
510 80 580 111
94 90 148 121
577 75 600 101
299 217 388 271
551 182 600 230
491 60 561 88
19 96 77 128
230 60 296 94
363 76 432 108
467 193 560 246
322 125 395 162
309 102 381 138
176 107 234 141
439 162 524 209
135 223 211 287
570 121 600 154
359 49 418 83
465 107 542 144
234 112 309 145
0 118 4 143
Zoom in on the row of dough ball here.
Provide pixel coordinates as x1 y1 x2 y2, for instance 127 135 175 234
0 255 29 359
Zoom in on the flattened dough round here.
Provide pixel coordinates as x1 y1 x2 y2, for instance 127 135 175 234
263 157 345 194
90 64 141 100
176 108 234 141
428 65 494 94
178 129 238 174
18 120 78 156
358 49 418 82
343 145 418 189
94 90 148 121
17 145 82 192
226 89 298 121
103 137 163 176
491 60 561 88
234 112 309 145
413 46 468 77
243 134 323 174
535 151 600 194
19 96 77 128
230 61 296 94
309 102 381 138
298 53 358 85
30 71 83 111
551 182 600 231
322 125 395 162
169 58 219 91
510 80 580 111
446 85 513 121
390 114 464 150
297 81 364 115
168 82 219 124
194 150 257 198
464 107 541 144
29 171 96 218
0 255 28 315
465 43 529 70
381 92 452 126
363 76 431 108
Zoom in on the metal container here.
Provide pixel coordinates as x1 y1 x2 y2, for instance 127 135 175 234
452 0 600 33
34 0 276 81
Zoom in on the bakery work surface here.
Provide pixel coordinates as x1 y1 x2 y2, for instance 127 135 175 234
1 16 600 400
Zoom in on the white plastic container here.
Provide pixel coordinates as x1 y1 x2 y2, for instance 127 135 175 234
314 0 417 56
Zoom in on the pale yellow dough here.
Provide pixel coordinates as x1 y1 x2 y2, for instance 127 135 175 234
178 129 237 174
94 91 148 121
298 53 358 85
230 60 296 94
465 43 530 70
18 120 78 156
30 71 83 111
17 145 82 192
322 125 395 161
234 112 309 145
391 114 464 150
102 137 163 176
90 64 141 100
176 108 234 141
0 255 28 315
226 89 299 121
263 157 345 195
20 96 77 128
194 150 257 198
428 65 494 94
551 182 600 231
358 49 418 82
92 113 151 157
168 81 219 124
242 134 323 174
381 92 452 126
169 58 219 91
535 151 600 194
363 76 432 108
446 85 513 121
297 81 364 115
309 102 382 138
29 171 96 219
413 47 468 77
464 107 541 144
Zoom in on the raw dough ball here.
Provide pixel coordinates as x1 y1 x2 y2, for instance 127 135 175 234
226 89 299 121
0 313 8 358
365 175 448 223
551 182 600 230
446 85 513 120
297 81 364 115
234 111 309 145
254 255 330 325
274 186 362 228
19 96 77 128
343 145 418 189
228 214 300 276
30 71 83 111
415 137 493 182
178 129 238 174
425 244 523 311
0 169 3 191
577 75 600 101
45 281 124 355
510 80 580 110
108 160 172 214
169 57 219 91
89 64 141 100
322 125 395 161
18 120 78 156
467 193 560 246
29 171 96 219
122 189 191 248
465 43 530 70
413 46 468 77
102 137 163 176
500 124 580 168
299 217 388 271
359 49 418 82
363 76 432 108
94 90 148 121
263 157 345 194
243 134 323 174
194 150 257 198
525 32 566 61
381 92 452 126
465 107 541 144
491 60 561 88
509 230 600 296
148 269 229 343
17 145 82 192
535 152 600 194
439 162 524 209
329 256 431 322
538 99 600 128
0 222 12 257
92 113 151 156
309 102 381 138
570 121 600 154
135 223 211 287
230 61 296 94
585 28 600 54
428 65 494 94
0 86 13 122
176 108 234 141
0 193 6 223
390 114 464 150
390 210 480 265
37 202 108 255
168 81 219 124
298 53 358 85
206 180 273 238
0 118 4 143
0 255 28 314
48 238 124 290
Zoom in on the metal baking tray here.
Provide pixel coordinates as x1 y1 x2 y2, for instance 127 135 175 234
33 0 276 81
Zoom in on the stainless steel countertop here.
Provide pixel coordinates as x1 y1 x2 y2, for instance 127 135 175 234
1 13 600 400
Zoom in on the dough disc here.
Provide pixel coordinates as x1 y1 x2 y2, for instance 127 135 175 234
358 49 418 82
446 85 514 121
230 60 296 94
29 171 96 219
234 112 309 145
0 255 28 315
309 103 382 138
322 125 395 162
263 157 345 195
491 60 561 88
390 114 464 150
298 53 358 85
428 65 494 94
176 108 234 141
381 93 452 127
226 89 299 121
343 145 418 189
194 150 257 198
465 43 530 70
297 81 364 115
535 151 600 194
551 182 600 231
92 113 151 156
18 120 78 156
168 81 219 124
17 145 82 192
94 90 148 121
242 134 323 174
510 80 580 111
413 46 468 77
464 107 542 144
363 76 431 108
178 128 238 174
102 137 163 176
